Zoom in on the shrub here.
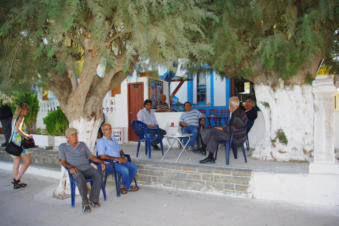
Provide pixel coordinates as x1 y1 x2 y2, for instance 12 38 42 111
12 91 39 132
43 107 69 136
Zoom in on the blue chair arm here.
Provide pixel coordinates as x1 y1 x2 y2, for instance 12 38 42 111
89 160 104 172
123 153 132 162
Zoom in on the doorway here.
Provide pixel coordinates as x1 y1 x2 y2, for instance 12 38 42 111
128 83 144 141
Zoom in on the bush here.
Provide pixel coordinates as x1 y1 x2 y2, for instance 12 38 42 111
43 107 69 136
12 91 39 132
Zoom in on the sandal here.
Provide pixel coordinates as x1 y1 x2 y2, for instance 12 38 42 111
89 201 101 208
127 185 139 192
120 187 128 195
12 179 27 189
82 205 91 214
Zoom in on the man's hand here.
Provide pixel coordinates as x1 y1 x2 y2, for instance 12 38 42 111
70 167 78 174
216 127 223 131
200 118 205 126
180 122 188 127
117 157 127 164
100 163 106 171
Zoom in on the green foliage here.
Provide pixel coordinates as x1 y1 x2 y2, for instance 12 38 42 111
12 91 39 131
43 107 69 136
272 129 288 146
207 0 338 82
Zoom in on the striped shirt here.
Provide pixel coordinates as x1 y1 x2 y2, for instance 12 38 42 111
179 109 205 127
156 102 170 112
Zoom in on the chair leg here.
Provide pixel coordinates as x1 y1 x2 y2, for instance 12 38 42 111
214 145 218 160
148 141 152 159
246 134 250 151
71 182 76 208
226 143 231 165
101 181 107 201
241 145 247 163
136 141 141 157
113 169 121 197
160 141 164 156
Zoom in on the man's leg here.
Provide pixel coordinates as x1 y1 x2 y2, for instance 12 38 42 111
123 162 138 186
72 170 90 206
114 163 131 189
83 167 102 204
187 126 199 147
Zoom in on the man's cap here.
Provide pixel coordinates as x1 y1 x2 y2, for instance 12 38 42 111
65 128 78 136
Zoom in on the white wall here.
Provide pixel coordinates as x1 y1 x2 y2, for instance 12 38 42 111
170 81 187 104
335 111 339 150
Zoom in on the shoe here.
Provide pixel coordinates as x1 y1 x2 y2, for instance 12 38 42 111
199 156 215 164
82 205 92 214
89 201 101 208
12 179 27 189
192 148 206 156
152 144 160 151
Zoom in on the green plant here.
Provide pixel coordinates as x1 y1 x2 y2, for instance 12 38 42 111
12 91 39 131
43 107 69 136
276 129 288 145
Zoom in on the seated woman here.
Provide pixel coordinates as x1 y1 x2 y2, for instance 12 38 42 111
199 96 248 164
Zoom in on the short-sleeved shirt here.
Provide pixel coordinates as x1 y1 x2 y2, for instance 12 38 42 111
58 142 93 171
179 109 205 127
137 108 158 125
96 136 121 164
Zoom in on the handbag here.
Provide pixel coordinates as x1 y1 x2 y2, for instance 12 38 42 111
5 141 23 156
22 138 35 149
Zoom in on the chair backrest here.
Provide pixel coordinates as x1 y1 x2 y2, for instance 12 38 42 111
220 109 230 117
131 120 148 139
209 109 219 117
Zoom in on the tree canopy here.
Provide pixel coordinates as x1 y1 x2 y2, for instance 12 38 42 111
206 0 338 85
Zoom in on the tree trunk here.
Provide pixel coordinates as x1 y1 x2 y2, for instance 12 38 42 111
251 83 314 161
53 116 102 198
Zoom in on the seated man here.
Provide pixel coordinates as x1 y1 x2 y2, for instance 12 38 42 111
156 95 171 112
59 128 106 214
137 99 166 150
179 101 205 151
200 96 248 164
243 99 258 132
96 123 139 194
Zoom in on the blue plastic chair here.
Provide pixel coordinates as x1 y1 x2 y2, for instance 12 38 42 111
66 161 107 208
98 153 138 197
214 127 248 165
220 109 230 127
131 120 164 159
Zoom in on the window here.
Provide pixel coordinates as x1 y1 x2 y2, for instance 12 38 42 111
197 71 207 105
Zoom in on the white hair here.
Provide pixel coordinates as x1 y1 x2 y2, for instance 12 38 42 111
229 96 240 108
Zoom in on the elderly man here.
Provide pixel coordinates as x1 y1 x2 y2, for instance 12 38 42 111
59 128 106 214
96 123 139 194
199 96 248 164
179 102 205 151
137 99 166 150
156 95 171 112
243 99 258 132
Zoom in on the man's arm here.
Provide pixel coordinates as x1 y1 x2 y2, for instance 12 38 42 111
60 158 78 174
98 154 127 164
179 113 187 127
88 155 106 171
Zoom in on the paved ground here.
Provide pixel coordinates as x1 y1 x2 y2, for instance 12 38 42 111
0 170 338 226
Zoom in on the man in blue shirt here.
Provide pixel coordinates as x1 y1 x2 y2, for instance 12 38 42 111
96 123 138 194
179 102 205 151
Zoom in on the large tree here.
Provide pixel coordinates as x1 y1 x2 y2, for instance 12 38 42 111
206 0 338 161
0 0 213 197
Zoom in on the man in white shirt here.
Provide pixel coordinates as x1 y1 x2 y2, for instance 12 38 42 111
137 99 166 150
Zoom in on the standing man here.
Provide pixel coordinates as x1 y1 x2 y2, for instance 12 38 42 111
96 123 139 194
0 104 13 147
156 95 171 112
59 128 106 214
137 99 166 150
199 96 248 164
179 102 205 151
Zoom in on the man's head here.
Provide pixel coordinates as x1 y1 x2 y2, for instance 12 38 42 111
160 95 166 104
144 99 152 111
102 123 112 138
65 128 78 145
184 101 192 112
243 99 255 111
229 96 240 112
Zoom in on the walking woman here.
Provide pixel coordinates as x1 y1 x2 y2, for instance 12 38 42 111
10 103 32 189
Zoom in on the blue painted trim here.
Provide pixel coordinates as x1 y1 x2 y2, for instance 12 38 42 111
187 75 193 103
226 77 231 107
210 71 214 106
201 65 212 69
